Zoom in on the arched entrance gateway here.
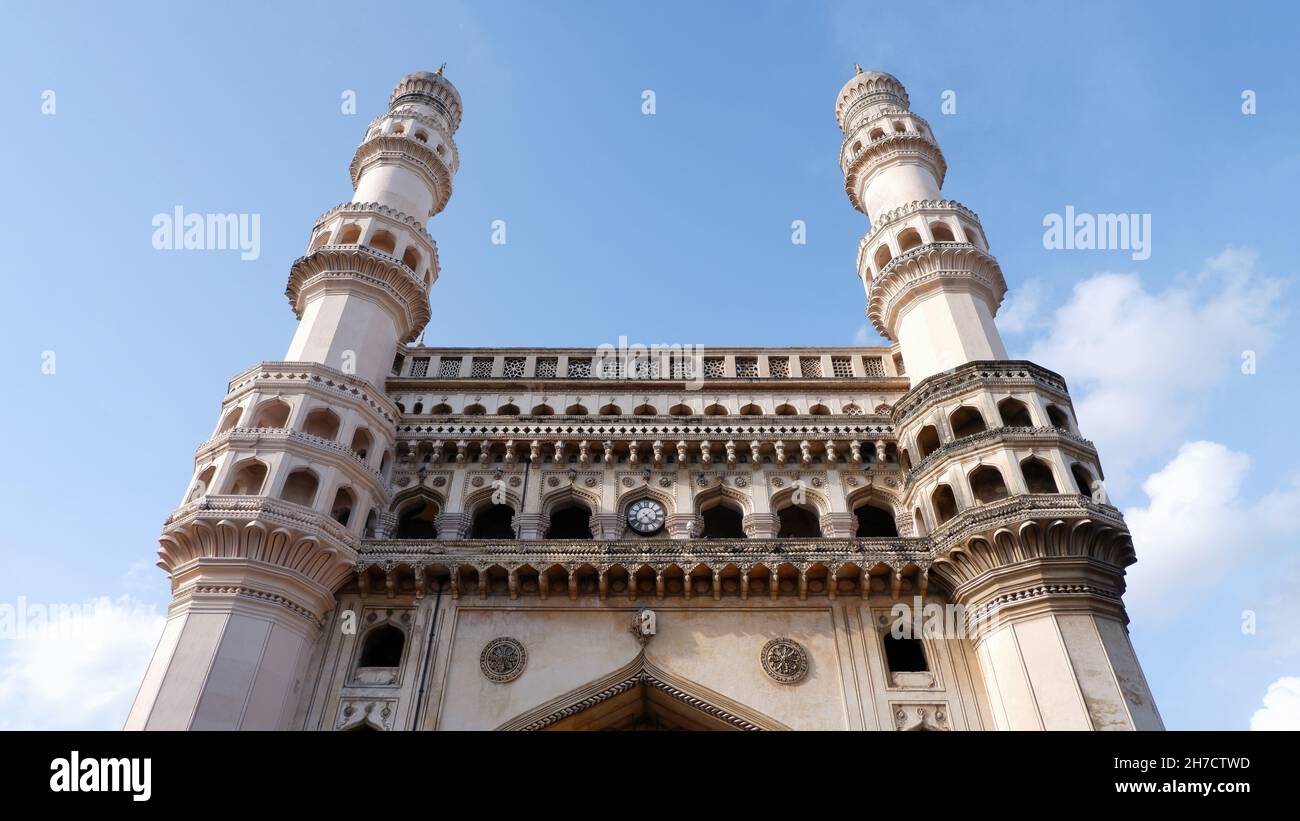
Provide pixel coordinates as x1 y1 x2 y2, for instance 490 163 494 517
496 654 790 731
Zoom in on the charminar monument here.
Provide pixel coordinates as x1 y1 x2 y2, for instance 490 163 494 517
126 67 1163 731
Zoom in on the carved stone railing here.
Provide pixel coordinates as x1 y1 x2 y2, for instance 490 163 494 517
224 360 401 424
904 425 1097 485
393 418 898 441
196 426 386 488
892 360 1071 425
164 494 359 553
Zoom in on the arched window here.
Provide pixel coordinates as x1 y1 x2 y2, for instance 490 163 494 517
841 403 863 415
1021 457 1059 494
187 466 216 503
777 505 821 538
547 504 592 539
808 404 831 416
929 222 956 242
564 403 589 416
471 504 515 539
916 425 941 459
497 403 520 416
227 461 267 496
302 408 341 441
330 487 354 525
969 466 1009 504
391 123 405 135
883 634 928 673
892 120 907 133
739 403 763 416
774 403 797 416
931 485 958 525
1071 463 1095 496
599 403 622 416
413 130 429 143
873 245 893 271
530 403 554 416
337 223 362 244
633 403 657 416
363 509 377 538
668 403 692 416
412 401 424 415
700 503 745 539
912 507 928 537
950 406 987 438
217 407 242 433
851 140 862 153
430 403 452 415
358 625 405 668
897 228 923 253
1047 405 1072 431
463 403 486 415
252 399 290 429
854 502 898 537
998 398 1033 427
964 224 987 250
280 469 319 508
704 403 728 416
396 499 439 539
367 230 397 255
309 231 331 250
401 247 421 272
869 127 885 140
350 427 372 460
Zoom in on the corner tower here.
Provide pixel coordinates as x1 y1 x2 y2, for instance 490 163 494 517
125 71 461 730
837 68 1007 384
838 69 1163 730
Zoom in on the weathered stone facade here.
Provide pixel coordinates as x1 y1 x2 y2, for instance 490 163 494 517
126 68 1162 731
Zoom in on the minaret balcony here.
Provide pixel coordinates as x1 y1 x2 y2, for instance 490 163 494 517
349 131 454 217
306 201 440 288
286 244 432 343
842 130 947 215
197 426 389 495
866 241 1007 340
361 108 459 174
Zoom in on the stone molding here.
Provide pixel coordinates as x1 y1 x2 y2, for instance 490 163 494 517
348 134 453 216
903 425 1097 486
225 360 401 424
842 132 948 214
891 360 1070 426
285 246 432 342
867 242 1007 339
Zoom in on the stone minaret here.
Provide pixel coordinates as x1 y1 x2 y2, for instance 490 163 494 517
126 71 460 729
837 69 1163 729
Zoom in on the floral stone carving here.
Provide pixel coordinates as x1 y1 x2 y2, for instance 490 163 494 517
480 636 527 682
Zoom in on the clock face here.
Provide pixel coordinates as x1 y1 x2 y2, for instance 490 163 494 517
626 499 666 535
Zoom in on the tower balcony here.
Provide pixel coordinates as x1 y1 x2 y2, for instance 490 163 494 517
306 201 440 289
856 199 988 285
841 129 947 216
285 244 432 344
349 130 455 218
865 241 1007 341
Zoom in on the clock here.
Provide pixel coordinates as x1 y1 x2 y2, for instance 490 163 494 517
626 499 666 535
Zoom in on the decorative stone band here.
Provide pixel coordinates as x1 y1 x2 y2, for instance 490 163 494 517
285 246 432 343
867 242 1007 339
842 133 948 215
182 583 326 630
961 582 1125 641
310 201 440 271
904 425 1098 487
355 537 931 602
838 107 937 169
348 134 453 217
388 73 463 131
225 360 401 426
855 199 983 272
363 109 460 172
891 360 1070 426
161 494 360 572
196 426 387 494
396 419 898 442
497 653 790 730
835 72 910 129
929 493 1128 554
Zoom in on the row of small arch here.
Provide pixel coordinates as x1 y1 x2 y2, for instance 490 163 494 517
307 224 429 284
905 397 1072 469
395 400 871 417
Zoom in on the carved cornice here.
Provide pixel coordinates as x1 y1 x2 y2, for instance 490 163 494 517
349 134 453 216
163 494 360 554
843 132 947 214
310 201 440 273
363 109 459 171
835 71 909 129
389 72 463 131
867 242 1006 339
285 245 431 342
224 360 401 425
394 419 898 441
892 361 1070 427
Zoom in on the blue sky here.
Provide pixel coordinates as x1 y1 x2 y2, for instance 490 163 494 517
1 0 1297 729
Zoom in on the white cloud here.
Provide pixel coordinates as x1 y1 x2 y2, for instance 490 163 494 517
1124 441 1300 621
1250 677 1300 730
1022 248 1282 485
996 278 1047 335
0 595 164 730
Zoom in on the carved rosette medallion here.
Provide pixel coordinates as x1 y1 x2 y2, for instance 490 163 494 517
479 637 527 683
760 637 809 684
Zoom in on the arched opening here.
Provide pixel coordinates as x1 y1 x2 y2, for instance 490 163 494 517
330 487 354 525
777 505 822 538
497 403 520 416
969 466 1009 504
854 502 899 537
217 407 242 433
548 504 593 539
412 401 424 415
337 223 362 244
530 404 554 416
358 625 405 668
599 403 622 416
668 403 692 416
1070 463 1094 496
774 403 797 416
187 465 216 503
1047 405 1072 431
699 503 745 539
873 244 893 271
997 398 1033 427
852 140 862 153
252 398 290 429
413 130 429 143
401 247 421 271
350 427 372 460
430 403 452 415
391 123 405 135
916 425 941 459
471 504 516 539
309 231 331 250
808 403 831 416
704 403 728 416
633 403 657 416
363 509 377 538
912 507 928 537
565 403 589 416
929 222 956 242
841 403 863 415
463 403 486 415
1021 457 1059 494
892 120 908 133
869 127 885 140
280 469 320 508
883 634 928 673
367 230 397 255
931 485 958 525
302 407 341 441
897 228 923 253
950 406 987 438
964 224 987 250
396 499 439 539
739 403 762 416
227 460 267 496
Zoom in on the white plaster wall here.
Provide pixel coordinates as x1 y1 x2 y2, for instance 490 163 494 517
286 291 402 388
895 289 1007 382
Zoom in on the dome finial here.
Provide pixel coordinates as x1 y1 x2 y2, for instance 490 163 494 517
854 63 863 75
435 63 446 76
